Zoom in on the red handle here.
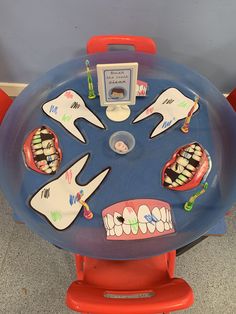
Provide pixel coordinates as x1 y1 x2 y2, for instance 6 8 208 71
0 89 13 124
87 35 157 55
227 88 236 112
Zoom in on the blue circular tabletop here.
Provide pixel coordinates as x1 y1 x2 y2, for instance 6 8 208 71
0 51 236 259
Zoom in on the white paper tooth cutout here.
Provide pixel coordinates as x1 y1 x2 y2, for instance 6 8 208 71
137 205 151 223
30 154 110 230
160 207 167 222
107 214 115 229
42 90 105 143
133 88 199 138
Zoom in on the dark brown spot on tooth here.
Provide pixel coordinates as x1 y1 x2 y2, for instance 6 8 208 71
34 154 47 162
165 168 179 181
117 216 125 223
40 133 54 141
188 158 199 168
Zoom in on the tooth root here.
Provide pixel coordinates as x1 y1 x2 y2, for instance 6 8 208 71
164 222 170 231
147 222 156 233
41 129 50 134
32 143 42 150
170 163 184 174
107 214 115 229
178 174 188 182
160 207 167 222
130 221 139 234
44 147 56 155
103 216 108 229
192 154 201 161
182 169 193 178
186 164 195 171
32 138 41 144
35 149 44 155
180 151 192 159
185 147 194 153
156 221 165 232
194 150 202 157
152 207 161 221
176 178 184 185
42 139 54 149
164 176 172 184
139 223 147 234
123 224 131 235
114 212 123 226
176 157 189 167
114 225 122 236
110 228 115 236
137 205 151 223
40 164 49 171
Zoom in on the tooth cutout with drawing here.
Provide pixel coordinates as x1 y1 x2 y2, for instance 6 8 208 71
42 90 105 143
30 154 110 230
133 88 199 138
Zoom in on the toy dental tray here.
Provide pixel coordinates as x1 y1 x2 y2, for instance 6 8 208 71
0 35 235 260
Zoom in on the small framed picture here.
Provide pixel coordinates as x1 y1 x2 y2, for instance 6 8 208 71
97 63 138 107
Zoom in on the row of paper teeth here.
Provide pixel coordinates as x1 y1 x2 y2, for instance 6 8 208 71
103 205 173 236
31 129 59 173
165 144 202 187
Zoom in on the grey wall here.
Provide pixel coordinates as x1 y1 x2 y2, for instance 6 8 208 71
0 0 235 92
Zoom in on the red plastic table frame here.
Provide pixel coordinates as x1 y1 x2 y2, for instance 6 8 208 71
87 35 157 55
0 89 13 124
66 251 194 314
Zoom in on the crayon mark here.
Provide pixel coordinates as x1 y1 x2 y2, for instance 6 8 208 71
70 101 80 109
69 194 78 206
65 169 73 184
128 218 139 232
41 188 50 199
144 214 158 225
62 114 72 122
162 98 174 105
146 107 154 115
49 105 58 114
64 91 74 99
51 211 62 222
178 100 189 108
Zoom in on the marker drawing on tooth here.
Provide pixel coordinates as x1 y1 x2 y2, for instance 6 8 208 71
42 90 105 143
30 154 110 230
133 88 199 138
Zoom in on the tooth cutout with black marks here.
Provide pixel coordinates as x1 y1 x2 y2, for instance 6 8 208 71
162 142 211 191
133 88 199 138
23 126 62 175
30 154 110 230
42 90 105 143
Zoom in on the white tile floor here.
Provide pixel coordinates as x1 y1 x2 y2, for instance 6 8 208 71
0 190 235 314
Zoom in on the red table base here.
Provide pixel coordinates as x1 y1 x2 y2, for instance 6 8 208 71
66 251 194 314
